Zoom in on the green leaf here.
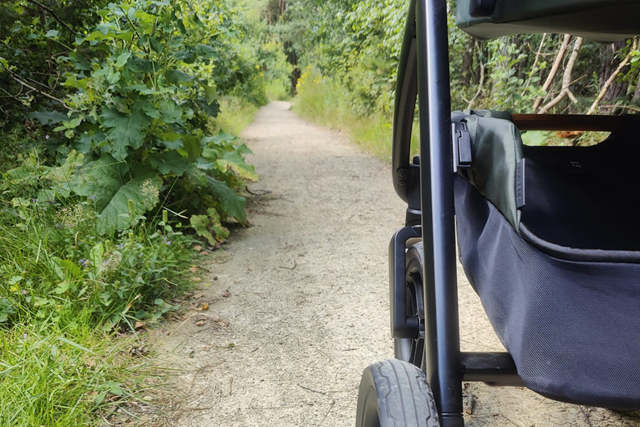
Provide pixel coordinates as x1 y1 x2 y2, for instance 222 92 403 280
190 208 229 245
176 19 187 35
64 75 89 90
29 111 68 125
201 83 217 104
115 51 131 68
189 214 216 245
100 103 151 161
96 174 162 234
142 100 161 119
45 30 60 38
54 282 71 295
127 58 156 73
206 175 246 222
149 151 190 175
90 243 104 270
158 99 182 124
149 37 163 53
219 150 257 181
199 99 220 117
71 155 123 210
165 69 194 85
0 298 16 323
180 136 202 162
175 50 197 64
195 44 216 59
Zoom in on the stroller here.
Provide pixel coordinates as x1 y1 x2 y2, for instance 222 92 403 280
355 1 640 426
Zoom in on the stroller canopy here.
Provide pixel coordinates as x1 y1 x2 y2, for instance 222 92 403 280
457 0 640 42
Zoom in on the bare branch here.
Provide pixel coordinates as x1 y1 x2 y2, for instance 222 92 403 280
1 63 71 109
533 34 571 111
521 33 547 97
538 37 583 114
587 38 638 115
26 0 80 36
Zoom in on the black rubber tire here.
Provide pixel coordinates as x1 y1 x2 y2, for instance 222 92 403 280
356 359 440 427
394 243 425 370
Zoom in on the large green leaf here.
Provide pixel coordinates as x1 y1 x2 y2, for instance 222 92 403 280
165 69 194 86
100 103 151 161
158 99 182 124
195 44 216 59
149 151 190 175
180 136 202 162
206 175 246 222
71 155 123 210
218 150 257 181
29 111 68 125
96 174 162 234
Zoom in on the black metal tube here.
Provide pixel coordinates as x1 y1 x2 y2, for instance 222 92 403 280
392 0 418 204
415 0 464 425
461 352 525 387
389 226 422 338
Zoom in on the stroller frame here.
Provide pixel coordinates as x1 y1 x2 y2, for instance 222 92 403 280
391 1 517 424
382 0 631 425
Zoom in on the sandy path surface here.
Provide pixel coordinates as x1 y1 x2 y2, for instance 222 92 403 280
153 102 640 427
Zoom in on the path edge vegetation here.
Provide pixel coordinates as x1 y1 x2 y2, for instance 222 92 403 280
0 0 287 424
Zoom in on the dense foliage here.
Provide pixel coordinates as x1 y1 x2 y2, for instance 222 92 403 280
0 1 271 423
2 0 266 246
272 0 640 119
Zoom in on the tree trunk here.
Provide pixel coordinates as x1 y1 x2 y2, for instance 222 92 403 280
599 41 629 104
461 38 474 87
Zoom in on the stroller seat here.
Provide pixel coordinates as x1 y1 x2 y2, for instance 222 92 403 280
454 110 640 409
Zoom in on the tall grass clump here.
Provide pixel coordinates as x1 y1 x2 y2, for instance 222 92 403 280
0 149 195 425
214 97 261 136
294 67 416 162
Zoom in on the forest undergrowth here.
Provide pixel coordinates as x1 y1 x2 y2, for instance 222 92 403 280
0 0 289 424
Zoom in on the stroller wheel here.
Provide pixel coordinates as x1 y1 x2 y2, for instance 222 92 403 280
394 243 425 370
356 359 440 427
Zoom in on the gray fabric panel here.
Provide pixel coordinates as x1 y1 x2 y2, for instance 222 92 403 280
457 0 640 42
455 175 640 409
453 110 521 229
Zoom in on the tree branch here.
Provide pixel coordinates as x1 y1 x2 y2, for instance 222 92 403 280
533 34 571 112
587 38 638 115
26 0 79 36
521 33 547 98
538 37 583 114
1 63 71 109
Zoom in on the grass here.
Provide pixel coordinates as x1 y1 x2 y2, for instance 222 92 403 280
0 149 196 425
0 92 261 425
213 97 262 136
265 79 291 102
0 318 164 426
293 69 419 162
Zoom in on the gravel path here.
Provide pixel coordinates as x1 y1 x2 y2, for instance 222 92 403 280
154 101 640 427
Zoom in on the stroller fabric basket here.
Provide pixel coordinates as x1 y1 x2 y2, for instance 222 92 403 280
456 0 640 42
453 110 640 409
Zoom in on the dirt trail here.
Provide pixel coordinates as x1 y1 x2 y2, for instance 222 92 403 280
153 102 640 427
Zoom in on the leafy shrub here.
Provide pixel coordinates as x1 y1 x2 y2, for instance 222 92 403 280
24 0 262 243
0 157 195 328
